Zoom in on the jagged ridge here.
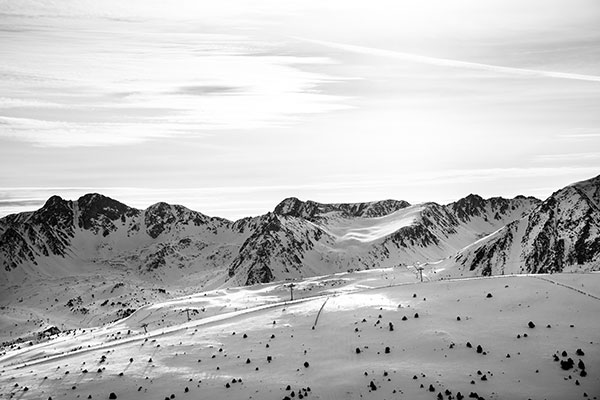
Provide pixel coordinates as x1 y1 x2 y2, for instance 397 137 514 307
452 174 600 276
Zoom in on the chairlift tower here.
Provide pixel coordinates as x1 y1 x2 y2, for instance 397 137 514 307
286 283 296 301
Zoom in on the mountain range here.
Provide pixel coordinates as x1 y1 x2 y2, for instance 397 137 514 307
1 174 599 341
2 175 600 290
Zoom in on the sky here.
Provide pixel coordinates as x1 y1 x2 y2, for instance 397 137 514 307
1 0 599 220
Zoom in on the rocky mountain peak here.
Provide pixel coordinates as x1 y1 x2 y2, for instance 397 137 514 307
75 193 139 236
144 202 210 239
450 194 486 221
273 197 411 220
43 195 66 208
31 195 73 228
571 174 600 210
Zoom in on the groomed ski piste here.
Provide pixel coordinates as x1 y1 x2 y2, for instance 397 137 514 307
1 268 599 400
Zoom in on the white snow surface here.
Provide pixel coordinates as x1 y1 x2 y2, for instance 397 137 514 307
1 270 599 400
322 205 424 243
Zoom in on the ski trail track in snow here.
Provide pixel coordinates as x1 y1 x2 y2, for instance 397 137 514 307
533 275 600 301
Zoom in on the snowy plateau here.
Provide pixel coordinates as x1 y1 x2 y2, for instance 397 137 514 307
1 174 599 399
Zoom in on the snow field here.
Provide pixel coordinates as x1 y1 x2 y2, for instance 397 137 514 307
1 273 599 400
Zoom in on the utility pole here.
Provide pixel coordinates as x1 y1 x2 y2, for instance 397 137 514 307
416 266 424 282
185 309 191 321
141 323 148 333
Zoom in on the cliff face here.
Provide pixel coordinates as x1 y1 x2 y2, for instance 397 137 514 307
452 175 600 276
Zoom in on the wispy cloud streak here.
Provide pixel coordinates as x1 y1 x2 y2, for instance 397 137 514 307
296 37 600 83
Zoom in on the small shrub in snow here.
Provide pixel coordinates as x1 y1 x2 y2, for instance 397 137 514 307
560 358 574 370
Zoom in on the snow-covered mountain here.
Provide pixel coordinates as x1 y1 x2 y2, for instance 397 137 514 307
446 174 600 277
0 190 549 289
4 177 600 292
2 176 600 342
226 194 540 286
0 193 251 286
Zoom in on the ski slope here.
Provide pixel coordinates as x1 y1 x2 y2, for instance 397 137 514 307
1 270 598 400
323 205 424 243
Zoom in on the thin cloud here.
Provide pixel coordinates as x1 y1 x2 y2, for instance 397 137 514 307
0 199 44 207
0 18 350 147
175 85 242 96
295 37 600 83
534 153 600 162
556 130 600 139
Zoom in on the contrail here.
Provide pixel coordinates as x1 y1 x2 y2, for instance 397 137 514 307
295 37 600 83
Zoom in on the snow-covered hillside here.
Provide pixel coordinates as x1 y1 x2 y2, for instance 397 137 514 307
227 195 540 286
443 175 600 278
2 175 600 344
1 270 598 400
